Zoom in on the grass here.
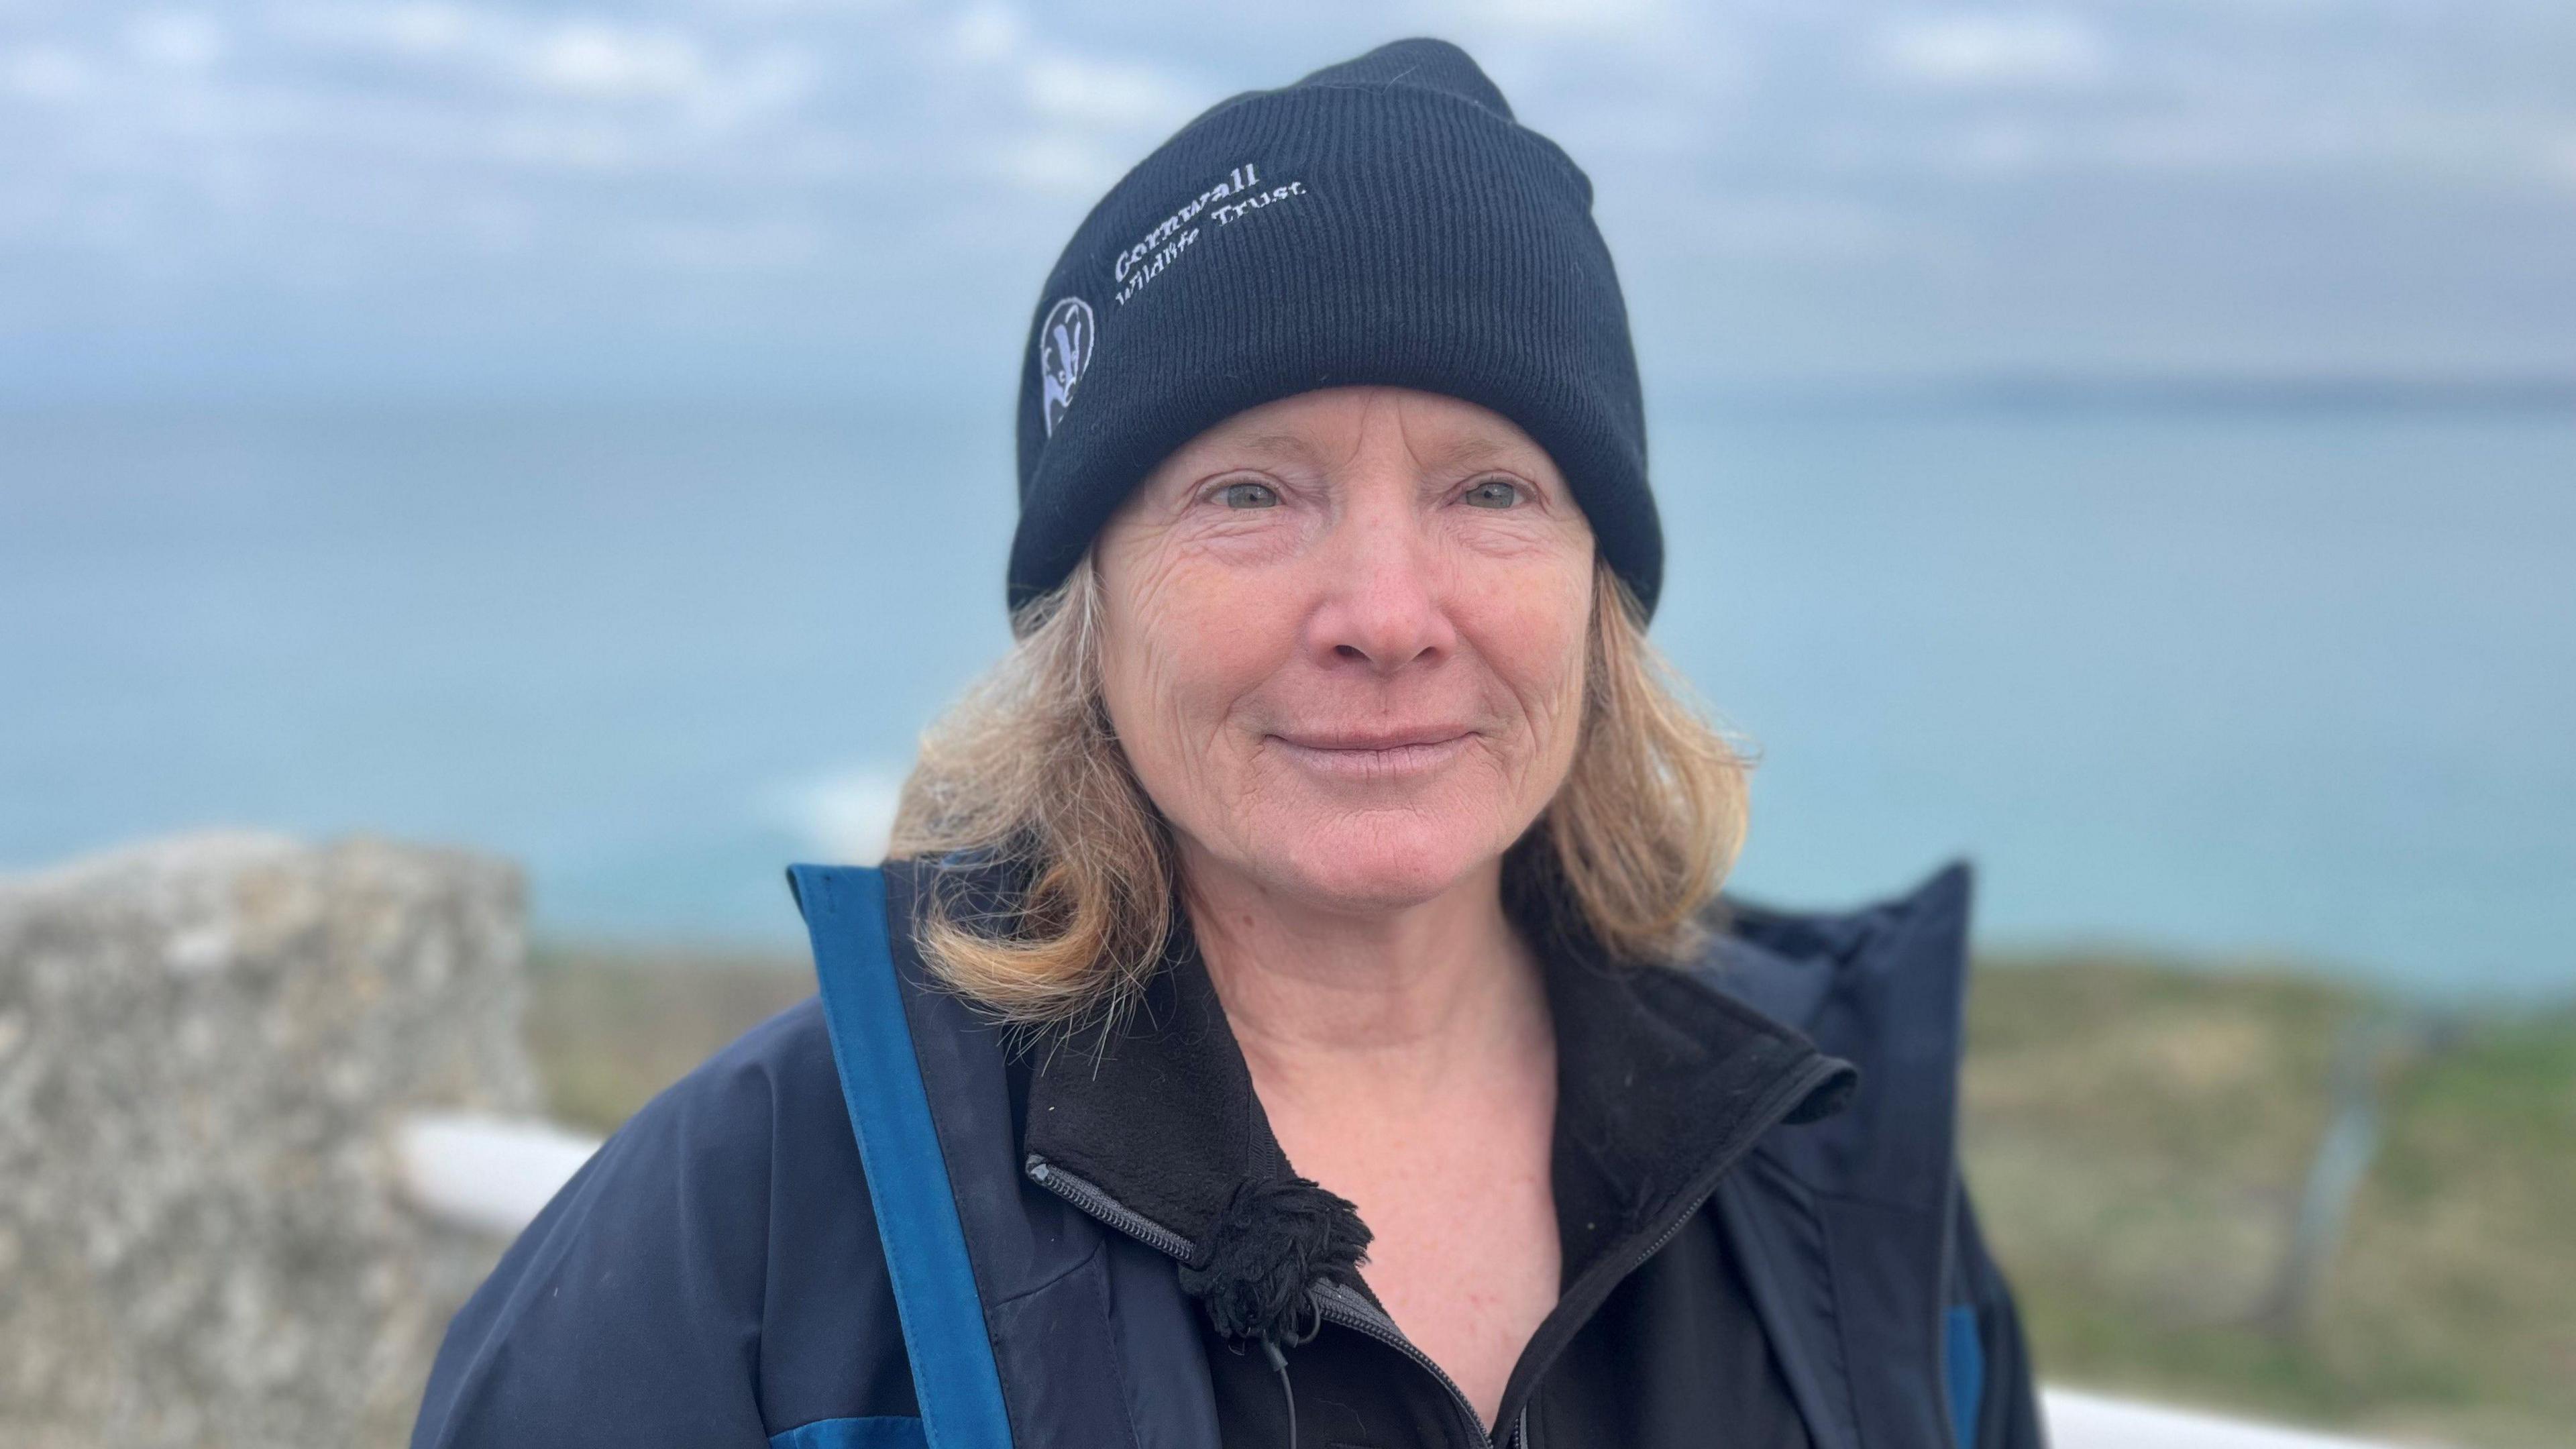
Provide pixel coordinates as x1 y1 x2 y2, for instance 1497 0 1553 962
525 943 815 1135
525 943 2576 1448
1961 951 2576 1448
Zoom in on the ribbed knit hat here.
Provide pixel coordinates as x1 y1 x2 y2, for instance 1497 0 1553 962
1008 36 1659 621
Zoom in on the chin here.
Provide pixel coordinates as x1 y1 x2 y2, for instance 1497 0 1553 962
1258 812 1499 914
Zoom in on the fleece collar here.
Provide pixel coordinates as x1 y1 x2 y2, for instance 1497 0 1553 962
1018 912 1292 1251
1016 885 1858 1288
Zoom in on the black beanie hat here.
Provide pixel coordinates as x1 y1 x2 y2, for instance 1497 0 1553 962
1008 36 1660 621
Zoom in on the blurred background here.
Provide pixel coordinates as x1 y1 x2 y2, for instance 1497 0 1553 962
2 2 2570 1446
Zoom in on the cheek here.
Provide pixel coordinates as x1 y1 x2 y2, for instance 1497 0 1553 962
1471 569 1593 759
1099 557 1288 798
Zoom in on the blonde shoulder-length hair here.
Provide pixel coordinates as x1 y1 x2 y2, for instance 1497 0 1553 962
887 551 1752 1029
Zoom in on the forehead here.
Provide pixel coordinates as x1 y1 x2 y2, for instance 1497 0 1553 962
1173 386 1552 472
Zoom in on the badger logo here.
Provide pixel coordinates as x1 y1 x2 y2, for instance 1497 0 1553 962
1038 296 1095 438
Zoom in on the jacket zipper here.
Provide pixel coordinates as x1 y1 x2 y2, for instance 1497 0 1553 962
1026 1152 1499 1448
1023 1152 1197 1259
1024 1049 1841 1449
1310 1277 1499 1448
1487 1052 1851 1445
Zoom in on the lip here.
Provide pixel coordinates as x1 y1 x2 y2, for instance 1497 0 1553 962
1268 728 1475 780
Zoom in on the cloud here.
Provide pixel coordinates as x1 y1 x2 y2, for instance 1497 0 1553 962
0 44 93 102
521 21 706 101
125 11 225 71
374 2 477 58
3 0 2572 396
947 3 1026 64
1023 52 1188 128
300 4 812 120
294 1 488 62
1872 12 2109 91
486 116 647 170
637 215 825 270
1456 0 1673 38
1622 190 1903 262
985 130 1124 194
930 1 1195 192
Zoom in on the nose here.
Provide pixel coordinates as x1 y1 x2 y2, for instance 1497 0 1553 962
1305 492 1456 676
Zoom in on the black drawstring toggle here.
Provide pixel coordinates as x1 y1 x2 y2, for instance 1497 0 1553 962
1179 1174 1368 1447
1176 1173 1371 1348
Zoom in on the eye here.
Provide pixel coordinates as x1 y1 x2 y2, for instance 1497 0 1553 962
1462 477 1524 509
1213 478 1280 509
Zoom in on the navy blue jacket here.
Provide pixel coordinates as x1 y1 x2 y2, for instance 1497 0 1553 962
411 855 2041 1449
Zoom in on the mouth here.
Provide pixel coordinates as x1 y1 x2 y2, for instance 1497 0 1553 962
1267 728 1475 780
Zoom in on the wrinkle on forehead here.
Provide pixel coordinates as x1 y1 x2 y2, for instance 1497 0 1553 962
1179 387 1554 482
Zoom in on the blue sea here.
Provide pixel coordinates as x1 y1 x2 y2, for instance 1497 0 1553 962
4 397 2569 1001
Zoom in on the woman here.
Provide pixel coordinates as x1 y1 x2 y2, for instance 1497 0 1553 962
415 36 2040 1449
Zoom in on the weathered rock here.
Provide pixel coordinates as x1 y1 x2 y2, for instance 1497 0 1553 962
0 832 539 1449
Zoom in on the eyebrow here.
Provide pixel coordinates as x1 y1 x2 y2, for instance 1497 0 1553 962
1230 431 1315 460
1216 430 1529 469
1426 435 1521 468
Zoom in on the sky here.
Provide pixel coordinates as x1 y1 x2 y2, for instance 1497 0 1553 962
3 0 2573 405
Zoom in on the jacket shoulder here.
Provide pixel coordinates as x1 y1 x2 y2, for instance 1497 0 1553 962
412 996 917 1448
1697 859 1977 1208
1702 859 1974 1036
1697 863 2031 1449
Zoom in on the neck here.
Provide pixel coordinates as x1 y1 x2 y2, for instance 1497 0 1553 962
1175 840 1553 1110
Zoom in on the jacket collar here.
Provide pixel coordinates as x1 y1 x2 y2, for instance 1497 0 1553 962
1018 908 1290 1250
1016 877 1859 1290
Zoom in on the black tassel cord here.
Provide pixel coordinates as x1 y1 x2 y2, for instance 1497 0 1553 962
1177 1175 1373 1444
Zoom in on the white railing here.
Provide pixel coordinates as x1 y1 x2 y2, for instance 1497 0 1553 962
395 1112 606 1238
2041 1388 2414 1449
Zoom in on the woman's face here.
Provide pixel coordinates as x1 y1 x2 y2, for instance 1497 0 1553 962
1093 385 1595 914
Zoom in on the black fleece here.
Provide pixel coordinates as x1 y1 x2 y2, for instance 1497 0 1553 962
1016 883 1854 1448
